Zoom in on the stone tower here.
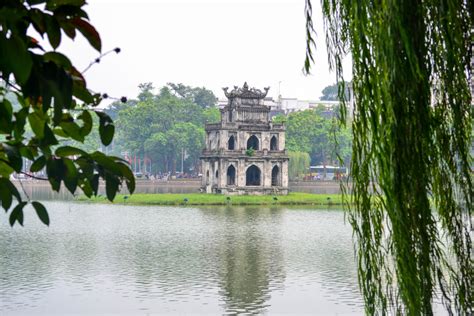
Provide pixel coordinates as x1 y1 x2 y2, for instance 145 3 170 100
200 83 289 195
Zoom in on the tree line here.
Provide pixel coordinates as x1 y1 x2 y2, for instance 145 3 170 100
274 106 352 180
96 82 352 179
99 83 219 176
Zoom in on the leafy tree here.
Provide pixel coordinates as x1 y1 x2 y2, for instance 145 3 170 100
104 99 133 121
288 151 310 180
167 82 217 108
320 81 350 101
274 109 352 166
202 107 220 124
306 0 473 314
0 0 134 226
137 82 155 102
114 83 216 174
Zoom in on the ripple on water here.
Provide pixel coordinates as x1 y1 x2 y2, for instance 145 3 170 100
1 202 364 315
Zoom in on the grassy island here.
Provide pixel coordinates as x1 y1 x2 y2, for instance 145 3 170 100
77 192 344 206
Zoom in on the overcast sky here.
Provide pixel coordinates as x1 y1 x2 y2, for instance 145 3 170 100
58 0 352 104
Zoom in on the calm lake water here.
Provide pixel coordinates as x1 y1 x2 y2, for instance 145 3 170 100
0 202 364 315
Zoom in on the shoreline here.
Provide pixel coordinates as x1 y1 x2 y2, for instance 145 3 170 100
76 192 346 206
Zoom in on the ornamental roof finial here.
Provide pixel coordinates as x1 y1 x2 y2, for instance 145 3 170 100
222 82 269 99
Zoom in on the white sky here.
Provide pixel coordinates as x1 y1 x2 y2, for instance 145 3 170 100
57 0 352 104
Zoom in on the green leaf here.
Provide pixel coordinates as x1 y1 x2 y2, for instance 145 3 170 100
0 100 13 133
42 62 73 120
4 145 22 172
73 84 94 104
0 34 33 84
19 146 35 160
71 17 101 52
9 202 27 227
0 178 19 213
28 111 46 138
75 156 94 178
46 158 63 191
105 173 119 201
13 107 29 138
30 8 46 35
45 14 61 49
32 201 50 226
91 173 99 195
5 178 21 201
0 179 13 210
78 110 93 137
116 162 135 194
59 19 76 39
43 52 72 69
53 127 68 138
41 125 59 146
30 156 46 172
55 146 87 157
78 178 93 197
0 160 15 177
90 152 121 175
63 158 78 193
96 112 114 146
60 121 84 141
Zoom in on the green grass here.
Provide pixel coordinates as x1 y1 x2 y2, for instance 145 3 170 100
76 192 344 206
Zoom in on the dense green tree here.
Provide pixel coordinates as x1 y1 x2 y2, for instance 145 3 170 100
112 83 217 174
306 0 473 314
0 0 134 226
137 82 155 102
167 82 218 108
274 109 352 166
319 82 350 101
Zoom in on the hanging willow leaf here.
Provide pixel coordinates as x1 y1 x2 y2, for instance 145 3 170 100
306 0 473 314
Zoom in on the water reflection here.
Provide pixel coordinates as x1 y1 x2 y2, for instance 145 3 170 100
0 202 364 315
200 207 285 314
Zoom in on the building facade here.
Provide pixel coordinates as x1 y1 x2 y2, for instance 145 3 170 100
200 83 289 195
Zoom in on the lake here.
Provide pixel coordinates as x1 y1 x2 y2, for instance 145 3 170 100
0 202 363 315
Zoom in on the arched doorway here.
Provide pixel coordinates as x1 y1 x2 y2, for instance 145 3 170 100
247 135 259 150
270 136 278 150
271 165 280 186
228 136 235 150
246 165 261 186
227 165 236 185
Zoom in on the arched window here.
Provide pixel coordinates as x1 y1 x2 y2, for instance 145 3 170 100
227 165 236 185
215 170 219 178
270 136 278 151
206 170 210 185
228 136 235 150
228 110 232 122
247 135 259 150
271 165 280 186
246 165 261 186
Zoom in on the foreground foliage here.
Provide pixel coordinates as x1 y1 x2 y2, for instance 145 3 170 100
306 0 473 314
0 0 135 226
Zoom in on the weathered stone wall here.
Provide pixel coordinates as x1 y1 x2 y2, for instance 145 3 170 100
200 83 289 195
